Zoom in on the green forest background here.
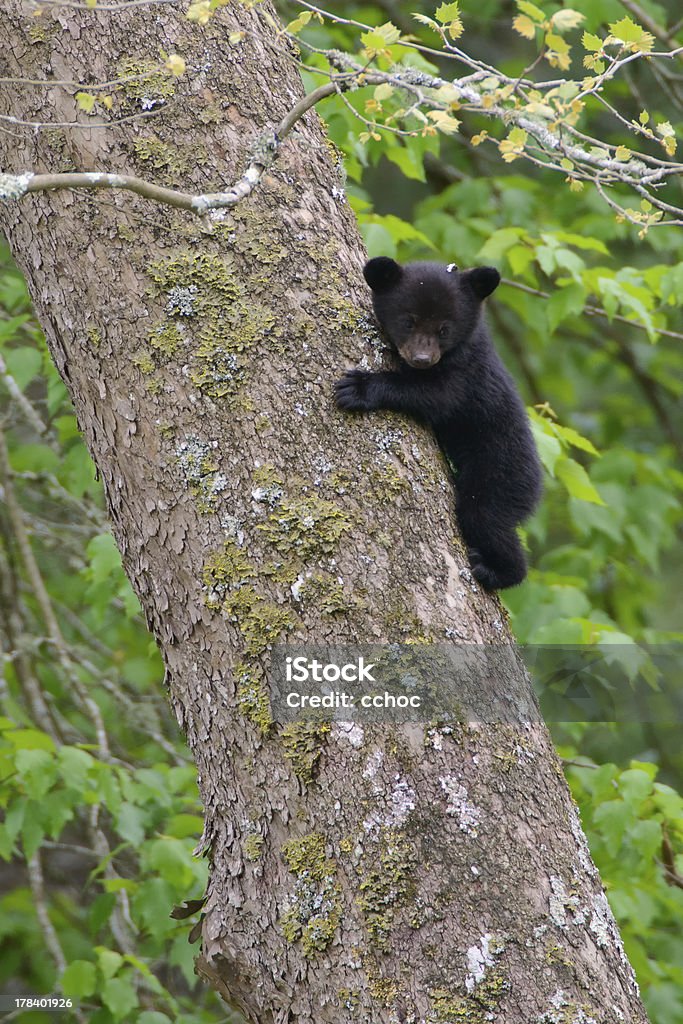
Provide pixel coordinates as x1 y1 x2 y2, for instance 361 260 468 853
1 0 682 1020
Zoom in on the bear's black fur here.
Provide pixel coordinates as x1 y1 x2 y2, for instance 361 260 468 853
335 257 542 591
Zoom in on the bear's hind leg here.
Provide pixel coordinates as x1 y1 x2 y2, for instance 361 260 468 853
466 536 527 591
455 500 528 591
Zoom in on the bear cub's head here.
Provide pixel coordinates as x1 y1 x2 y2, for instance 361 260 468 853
363 257 500 370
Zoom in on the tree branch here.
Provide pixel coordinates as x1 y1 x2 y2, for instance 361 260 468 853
0 80 344 214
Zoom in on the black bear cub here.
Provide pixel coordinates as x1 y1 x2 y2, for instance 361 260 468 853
335 257 542 591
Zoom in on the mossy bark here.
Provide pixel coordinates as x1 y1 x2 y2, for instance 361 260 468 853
0 3 649 1022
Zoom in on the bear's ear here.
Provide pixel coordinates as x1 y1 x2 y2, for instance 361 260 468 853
462 266 500 300
363 257 403 293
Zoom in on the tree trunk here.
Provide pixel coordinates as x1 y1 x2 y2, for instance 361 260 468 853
0 3 649 1022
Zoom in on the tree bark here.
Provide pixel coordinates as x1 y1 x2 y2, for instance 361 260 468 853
0 2 649 1022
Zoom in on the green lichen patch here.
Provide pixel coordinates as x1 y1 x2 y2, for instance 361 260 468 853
236 665 273 736
280 832 341 958
148 318 184 358
428 972 509 1022
362 953 400 1005
223 588 294 658
281 721 330 784
383 606 435 644
86 326 102 350
149 252 240 301
257 496 352 560
251 464 285 505
133 349 155 375
244 832 265 862
203 543 295 656
228 206 290 268
545 943 572 967
133 136 191 183
358 828 417 951
117 56 177 105
371 464 411 501
297 573 362 617
203 542 254 595
538 991 597 1024
337 989 360 1013
176 437 228 514
147 252 275 402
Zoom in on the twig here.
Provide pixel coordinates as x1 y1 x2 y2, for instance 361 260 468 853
0 353 48 435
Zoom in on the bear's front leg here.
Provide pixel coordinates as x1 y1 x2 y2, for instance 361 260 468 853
334 369 411 414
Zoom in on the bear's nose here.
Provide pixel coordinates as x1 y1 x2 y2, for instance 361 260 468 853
411 353 436 367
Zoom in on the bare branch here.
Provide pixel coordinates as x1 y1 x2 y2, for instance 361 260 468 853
0 80 344 214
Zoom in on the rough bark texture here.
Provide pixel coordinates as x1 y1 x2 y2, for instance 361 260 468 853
0 2 649 1022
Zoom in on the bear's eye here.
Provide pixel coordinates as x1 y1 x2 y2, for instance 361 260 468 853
438 323 451 339
402 314 417 330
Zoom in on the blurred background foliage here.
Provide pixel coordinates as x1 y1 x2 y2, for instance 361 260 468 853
1 0 682 1020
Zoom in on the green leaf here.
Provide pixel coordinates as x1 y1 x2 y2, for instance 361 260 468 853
16 749 57 800
0 801 25 860
85 532 123 585
57 746 94 790
554 424 599 456
556 457 605 505
9 443 60 474
529 418 563 476
507 245 534 276
426 109 461 135
284 10 312 34
89 893 117 933
553 231 608 255
545 32 570 54
102 977 138 1021
62 960 97 998
435 1 463 37
513 14 536 39
0 313 31 344
608 17 655 51
166 813 204 839
551 9 584 32
516 0 546 22
361 21 401 56
4 346 42 391
547 282 586 332
132 878 178 937
21 813 45 861
582 31 603 51
477 228 525 262
115 802 147 846
59 443 97 498
385 146 426 182
145 837 196 888
619 768 655 803
75 91 96 113
412 13 439 30
43 789 77 839
435 2 461 22
8 729 56 752
594 800 630 854
96 948 124 981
